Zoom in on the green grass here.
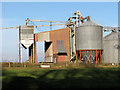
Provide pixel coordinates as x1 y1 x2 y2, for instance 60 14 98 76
2 66 120 89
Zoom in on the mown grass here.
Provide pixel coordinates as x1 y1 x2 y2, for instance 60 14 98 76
2 65 120 89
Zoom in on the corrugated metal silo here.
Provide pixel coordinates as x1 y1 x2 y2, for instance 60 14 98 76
19 25 34 63
19 25 34 49
104 32 120 64
75 20 104 64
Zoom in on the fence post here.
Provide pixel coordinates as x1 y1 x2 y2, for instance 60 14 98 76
9 62 10 68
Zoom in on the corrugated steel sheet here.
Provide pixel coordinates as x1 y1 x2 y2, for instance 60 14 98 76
76 20 103 50
50 28 70 62
57 40 66 53
34 28 70 63
19 25 34 48
104 32 119 64
38 32 50 42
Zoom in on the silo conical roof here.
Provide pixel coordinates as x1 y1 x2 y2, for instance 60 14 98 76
79 20 101 27
104 31 120 40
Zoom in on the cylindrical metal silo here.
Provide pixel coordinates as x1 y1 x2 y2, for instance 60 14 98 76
75 20 104 64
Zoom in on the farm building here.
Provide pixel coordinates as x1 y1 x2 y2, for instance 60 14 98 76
34 28 71 63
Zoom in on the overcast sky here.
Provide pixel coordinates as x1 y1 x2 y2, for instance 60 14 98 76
1 2 118 62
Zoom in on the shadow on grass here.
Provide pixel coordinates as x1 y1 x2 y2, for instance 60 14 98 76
2 67 120 89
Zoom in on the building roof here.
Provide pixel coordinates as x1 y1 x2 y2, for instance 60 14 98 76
35 27 70 34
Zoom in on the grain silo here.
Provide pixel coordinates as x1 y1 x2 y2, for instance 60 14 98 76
75 20 104 64
104 31 120 64
19 25 34 63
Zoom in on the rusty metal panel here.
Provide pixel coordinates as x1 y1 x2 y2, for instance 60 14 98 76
19 25 34 48
34 33 38 42
57 40 66 53
38 32 50 42
50 28 70 62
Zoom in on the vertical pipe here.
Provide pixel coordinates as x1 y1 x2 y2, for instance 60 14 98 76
80 50 81 62
19 43 21 63
90 50 92 64
96 50 97 64
19 43 22 63
20 45 22 63
31 47 33 63
76 13 78 27
100 50 101 64
29 47 31 63
34 42 37 63
85 50 86 64
70 27 72 60
33 37 34 63
76 51 78 63
19 26 22 63
103 50 104 64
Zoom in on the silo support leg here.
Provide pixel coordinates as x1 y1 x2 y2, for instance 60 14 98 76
100 50 102 64
103 50 104 64
90 50 92 64
85 51 86 64
76 51 78 63
96 50 98 64
80 50 81 62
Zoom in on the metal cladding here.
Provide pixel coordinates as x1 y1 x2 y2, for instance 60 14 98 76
50 28 70 62
76 20 103 50
19 26 34 49
34 28 70 63
104 32 120 64
38 32 50 42
75 20 103 63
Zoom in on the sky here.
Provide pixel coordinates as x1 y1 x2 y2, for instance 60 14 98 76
1 2 118 62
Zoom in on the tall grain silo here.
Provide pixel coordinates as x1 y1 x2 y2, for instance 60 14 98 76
75 20 104 64
104 31 120 64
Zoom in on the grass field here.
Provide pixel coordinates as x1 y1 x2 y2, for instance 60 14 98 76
2 65 120 89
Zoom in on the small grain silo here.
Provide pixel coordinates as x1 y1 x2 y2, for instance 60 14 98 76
75 20 104 64
104 31 120 64
19 25 34 63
